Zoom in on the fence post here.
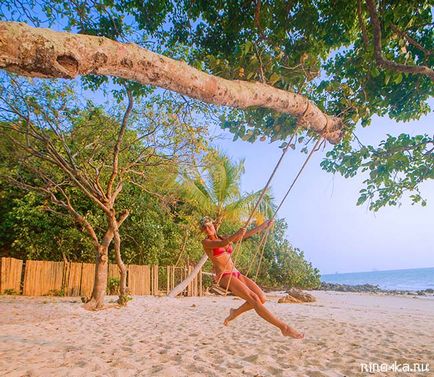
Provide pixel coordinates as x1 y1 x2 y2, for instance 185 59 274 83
166 266 170 293
0 258 204 297
187 265 193 296
171 266 175 293
151 265 159 295
0 257 23 294
199 269 203 297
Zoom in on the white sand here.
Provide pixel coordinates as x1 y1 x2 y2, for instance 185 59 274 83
0 291 433 377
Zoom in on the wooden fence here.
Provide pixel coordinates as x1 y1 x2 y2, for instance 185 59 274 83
0 257 204 297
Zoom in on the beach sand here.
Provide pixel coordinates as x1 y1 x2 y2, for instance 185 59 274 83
0 291 433 377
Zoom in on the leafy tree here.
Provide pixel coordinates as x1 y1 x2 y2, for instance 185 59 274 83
321 133 434 210
181 150 274 229
2 0 431 210
1 1 430 300
0 75 206 308
0 191 95 261
1 123 321 291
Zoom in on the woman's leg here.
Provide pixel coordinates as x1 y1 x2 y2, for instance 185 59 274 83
224 274 266 325
219 275 304 338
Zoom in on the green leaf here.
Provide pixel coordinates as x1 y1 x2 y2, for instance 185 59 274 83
384 72 391 85
357 195 367 206
394 73 403 84
371 66 380 77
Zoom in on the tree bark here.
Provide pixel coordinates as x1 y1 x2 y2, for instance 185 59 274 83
111 216 128 305
0 21 344 143
365 0 434 81
84 244 109 310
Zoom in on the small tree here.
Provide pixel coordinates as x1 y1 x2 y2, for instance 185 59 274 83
0 75 206 309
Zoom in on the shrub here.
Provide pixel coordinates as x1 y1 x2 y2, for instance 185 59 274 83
107 277 120 295
2 288 18 295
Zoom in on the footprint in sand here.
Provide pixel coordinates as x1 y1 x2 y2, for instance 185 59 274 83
226 361 243 369
267 365 285 375
243 354 259 363
306 370 328 377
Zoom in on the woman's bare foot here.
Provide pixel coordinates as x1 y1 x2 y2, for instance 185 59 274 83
281 325 304 339
223 308 237 326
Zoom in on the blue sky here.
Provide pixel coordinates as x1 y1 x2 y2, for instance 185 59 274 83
211 111 434 275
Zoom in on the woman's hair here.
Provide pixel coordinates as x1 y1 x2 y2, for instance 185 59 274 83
200 216 224 240
199 216 214 228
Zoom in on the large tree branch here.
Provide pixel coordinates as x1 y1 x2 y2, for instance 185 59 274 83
357 0 369 51
365 0 434 81
117 209 129 227
0 21 343 143
50 182 100 248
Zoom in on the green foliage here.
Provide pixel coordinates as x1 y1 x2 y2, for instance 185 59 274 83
107 277 120 295
4 1 428 286
180 150 274 229
1 0 431 210
0 116 320 288
0 191 95 261
239 219 321 289
321 134 434 210
2 288 18 295
179 152 320 288
0 75 207 267
47 288 65 297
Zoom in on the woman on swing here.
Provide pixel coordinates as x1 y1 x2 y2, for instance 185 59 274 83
200 216 304 339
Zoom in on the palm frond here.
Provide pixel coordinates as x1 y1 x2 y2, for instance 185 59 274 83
179 149 275 226
180 173 213 214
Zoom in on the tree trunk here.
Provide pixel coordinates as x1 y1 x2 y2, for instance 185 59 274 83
113 227 128 305
168 254 208 297
84 244 109 310
0 21 343 143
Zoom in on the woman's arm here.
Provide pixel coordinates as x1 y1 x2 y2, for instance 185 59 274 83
243 220 273 240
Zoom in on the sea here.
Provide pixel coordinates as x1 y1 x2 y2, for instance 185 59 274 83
321 267 434 291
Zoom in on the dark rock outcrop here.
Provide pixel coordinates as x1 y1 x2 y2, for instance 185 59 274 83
319 282 434 296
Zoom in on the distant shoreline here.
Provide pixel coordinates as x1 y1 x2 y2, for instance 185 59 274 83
321 266 434 276
319 266 434 293
318 282 434 296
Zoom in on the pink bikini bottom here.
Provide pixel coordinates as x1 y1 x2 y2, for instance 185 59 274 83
214 269 241 283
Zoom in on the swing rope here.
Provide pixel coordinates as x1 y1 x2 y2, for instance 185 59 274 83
246 137 325 280
213 133 297 290
273 137 324 217
244 222 269 277
254 227 271 280
217 137 325 294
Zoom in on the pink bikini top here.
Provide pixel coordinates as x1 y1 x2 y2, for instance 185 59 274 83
212 243 233 257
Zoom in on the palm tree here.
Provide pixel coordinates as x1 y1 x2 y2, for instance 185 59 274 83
168 150 273 297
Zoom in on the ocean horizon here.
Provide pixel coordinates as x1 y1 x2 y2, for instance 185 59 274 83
321 266 434 291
